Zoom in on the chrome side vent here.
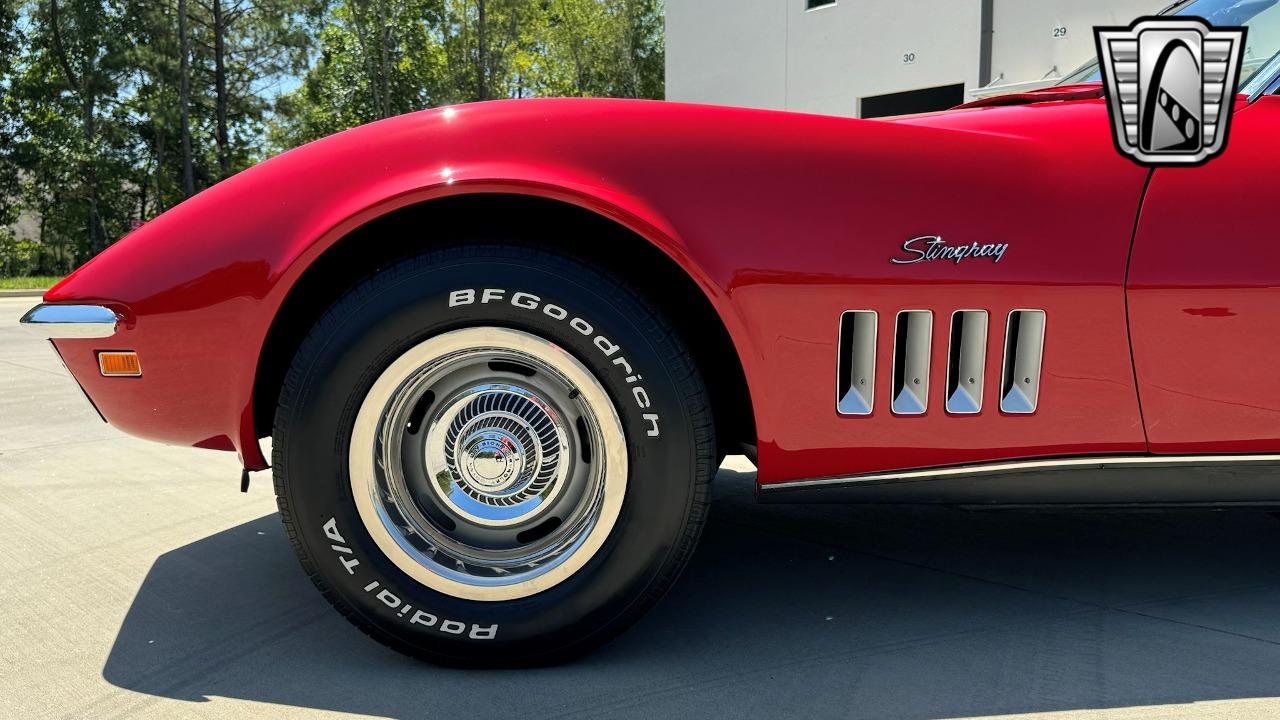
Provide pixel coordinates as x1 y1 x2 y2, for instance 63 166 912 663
836 311 877 415
1001 310 1046 414
892 310 932 415
946 310 988 414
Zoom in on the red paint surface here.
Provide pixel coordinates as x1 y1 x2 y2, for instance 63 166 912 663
42 94 1273 482
1128 95 1280 453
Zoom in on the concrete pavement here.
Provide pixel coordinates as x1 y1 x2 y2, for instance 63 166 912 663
4 295 1280 719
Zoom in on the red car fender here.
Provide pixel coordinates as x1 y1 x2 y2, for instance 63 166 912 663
247 175 761 470
45 105 760 470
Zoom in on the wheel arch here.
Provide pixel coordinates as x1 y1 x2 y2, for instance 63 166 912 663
250 190 757 463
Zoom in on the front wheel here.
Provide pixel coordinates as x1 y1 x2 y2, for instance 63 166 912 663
272 245 715 666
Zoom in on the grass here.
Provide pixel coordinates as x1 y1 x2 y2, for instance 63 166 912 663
0 276 63 290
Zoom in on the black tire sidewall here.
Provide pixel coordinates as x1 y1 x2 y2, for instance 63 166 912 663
277 247 706 664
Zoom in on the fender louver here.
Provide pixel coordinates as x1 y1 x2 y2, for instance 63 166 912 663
892 311 933 415
836 311 877 415
836 307 1045 417
946 310 988 414
1001 310 1046 414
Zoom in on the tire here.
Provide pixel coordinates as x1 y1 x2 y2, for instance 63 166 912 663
272 244 715 666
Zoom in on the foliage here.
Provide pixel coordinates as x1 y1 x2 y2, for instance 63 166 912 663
0 236 44 277
0 0 23 243
270 0 665 146
271 0 446 144
0 274 63 289
0 0 665 277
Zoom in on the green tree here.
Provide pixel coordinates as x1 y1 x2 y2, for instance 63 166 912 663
122 0 189 214
1 0 668 278
192 0 321 176
436 0 546 102
124 0 321 208
14 0 139 265
539 0 664 99
272 0 444 145
274 0 666 147
0 0 24 247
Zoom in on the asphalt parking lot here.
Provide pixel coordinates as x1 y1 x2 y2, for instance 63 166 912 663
5 294 1280 719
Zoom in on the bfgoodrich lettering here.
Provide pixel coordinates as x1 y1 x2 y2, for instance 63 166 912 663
448 288 662 437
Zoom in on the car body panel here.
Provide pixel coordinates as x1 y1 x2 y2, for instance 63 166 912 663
38 93 1240 483
1128 94 1280 453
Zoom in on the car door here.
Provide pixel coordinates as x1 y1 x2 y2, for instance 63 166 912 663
1128 92 1280 453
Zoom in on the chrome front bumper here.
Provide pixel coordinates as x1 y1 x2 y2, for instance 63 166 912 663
19 304 119 339
19 304 113 423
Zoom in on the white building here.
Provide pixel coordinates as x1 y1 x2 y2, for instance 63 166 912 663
666 0 1168 118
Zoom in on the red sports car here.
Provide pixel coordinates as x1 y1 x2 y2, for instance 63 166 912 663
18 0 1280 667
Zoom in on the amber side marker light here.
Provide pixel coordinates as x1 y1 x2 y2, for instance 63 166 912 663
98 351 141 377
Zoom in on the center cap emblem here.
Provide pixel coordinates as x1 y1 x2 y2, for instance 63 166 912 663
469 438 511 483
462 431 525 493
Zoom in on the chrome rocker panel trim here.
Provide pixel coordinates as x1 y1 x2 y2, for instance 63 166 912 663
759 454 1280 506
19 304 119 339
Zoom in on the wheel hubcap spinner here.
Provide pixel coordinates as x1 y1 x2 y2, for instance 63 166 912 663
428 384 570 525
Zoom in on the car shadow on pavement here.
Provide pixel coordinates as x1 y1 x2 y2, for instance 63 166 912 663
104 468 1280 719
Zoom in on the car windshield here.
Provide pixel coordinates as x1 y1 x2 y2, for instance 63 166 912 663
1060 0 1280 87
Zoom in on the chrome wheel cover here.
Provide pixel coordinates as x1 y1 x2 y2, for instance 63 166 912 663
349 327 627 602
